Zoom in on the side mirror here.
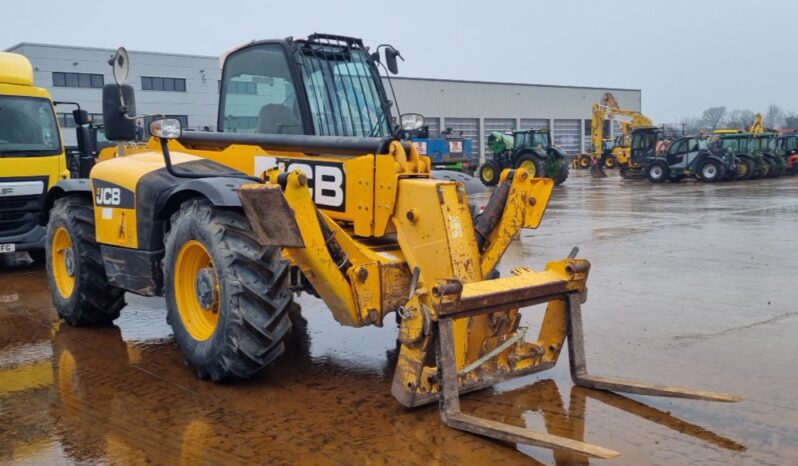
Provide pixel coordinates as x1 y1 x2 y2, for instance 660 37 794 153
72 109 90 126
102 84 137 141
400 113 425 131
384 46 400 75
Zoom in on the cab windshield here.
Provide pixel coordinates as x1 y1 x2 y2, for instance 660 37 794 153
532 132 550 147
0 95 61 156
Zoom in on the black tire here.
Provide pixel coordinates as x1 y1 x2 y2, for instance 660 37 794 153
28 249 46 264
163 199 293 381
698 160 722 182
646 162 669 183
603 154 618 169
46 197 125 325
736 157 755 180
576 154 591 169
478 160 501 186
550 157 570 185
515 154 545 178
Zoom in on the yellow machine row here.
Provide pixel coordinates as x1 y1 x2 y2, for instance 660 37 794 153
40 38 740 459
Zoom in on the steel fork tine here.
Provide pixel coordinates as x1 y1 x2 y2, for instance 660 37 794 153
436 318 620 459
566 294 741 402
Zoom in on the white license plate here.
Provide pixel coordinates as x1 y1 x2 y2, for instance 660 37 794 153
0 244 16 253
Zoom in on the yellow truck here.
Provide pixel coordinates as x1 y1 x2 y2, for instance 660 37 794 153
0 52 68 261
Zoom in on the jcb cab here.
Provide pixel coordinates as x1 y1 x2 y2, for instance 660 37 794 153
41 37 739 460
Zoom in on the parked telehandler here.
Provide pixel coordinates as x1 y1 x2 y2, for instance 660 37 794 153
41 37 739 460
478 129 569 186
631 128 736 182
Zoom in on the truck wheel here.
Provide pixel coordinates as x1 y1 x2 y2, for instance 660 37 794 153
46 197 125 325
164 199 293 381
646 162 669 183
515 154 544 178
699 160 722 182
478 160 501 186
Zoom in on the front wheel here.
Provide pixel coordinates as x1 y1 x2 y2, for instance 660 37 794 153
699 160 722 182
603 154 617 169
478 160 501 186
164 199 293 381
646 162 669 183
46 197 125 325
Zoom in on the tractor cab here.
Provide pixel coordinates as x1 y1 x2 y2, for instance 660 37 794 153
512 128 551 153
775 133 798 175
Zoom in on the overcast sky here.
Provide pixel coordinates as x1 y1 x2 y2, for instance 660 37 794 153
2 0 795 123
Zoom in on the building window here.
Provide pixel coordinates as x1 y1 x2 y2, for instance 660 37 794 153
142 76 187 92
227 80 257 95
52 72 104 88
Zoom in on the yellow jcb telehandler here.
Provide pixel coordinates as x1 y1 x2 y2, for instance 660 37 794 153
41 36 739 459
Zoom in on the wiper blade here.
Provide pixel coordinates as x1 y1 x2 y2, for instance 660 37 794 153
0 149 57 155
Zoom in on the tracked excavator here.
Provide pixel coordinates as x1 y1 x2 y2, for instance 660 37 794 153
40 36 740 460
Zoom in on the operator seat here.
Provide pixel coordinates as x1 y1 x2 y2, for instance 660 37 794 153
256 104 303 135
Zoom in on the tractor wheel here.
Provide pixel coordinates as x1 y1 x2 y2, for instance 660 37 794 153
736 157 754 180
164 198 293 381
603 155 617 169
46 197 125 325
515 154 544 178
478 160 501 186
698 160 722 182
551 158 570 185
646 162 669 183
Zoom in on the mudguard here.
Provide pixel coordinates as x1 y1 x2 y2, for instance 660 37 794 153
155 176 253 221
40 179 93 224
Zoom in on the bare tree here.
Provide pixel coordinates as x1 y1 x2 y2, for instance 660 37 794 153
784 112 798 129
700 107 727 130
764 104 785 129
725 109 755 130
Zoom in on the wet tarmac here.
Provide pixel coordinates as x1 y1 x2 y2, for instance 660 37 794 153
1 170 797 465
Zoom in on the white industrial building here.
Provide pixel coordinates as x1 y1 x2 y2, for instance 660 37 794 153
5 42 641 160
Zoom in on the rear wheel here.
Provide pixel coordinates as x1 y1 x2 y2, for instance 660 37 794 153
646 162 669 183
736 157 755 180
46 197 125 325
515 154 544 178
478 160 501 186
164 199 293 381
699 160 722 182
603 155 617 169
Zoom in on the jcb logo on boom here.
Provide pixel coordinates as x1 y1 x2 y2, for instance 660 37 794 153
92 180 135 208
96 187 121 206
255 157 346 211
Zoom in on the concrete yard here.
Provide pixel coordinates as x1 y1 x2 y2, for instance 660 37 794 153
1 170 796 465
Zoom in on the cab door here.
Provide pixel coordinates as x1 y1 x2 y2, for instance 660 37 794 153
666 138 689 167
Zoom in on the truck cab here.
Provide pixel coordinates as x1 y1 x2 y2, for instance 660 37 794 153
0 52 67 260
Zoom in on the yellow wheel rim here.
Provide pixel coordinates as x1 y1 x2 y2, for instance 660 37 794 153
52 226 76 299
579 157 590 168
174 240 220 341
519 160 537 177
605 158 615 168
738 163 748 177
482 166 495 182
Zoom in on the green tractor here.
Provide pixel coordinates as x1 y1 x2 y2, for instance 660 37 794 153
478 129 569 186
713 131 783 179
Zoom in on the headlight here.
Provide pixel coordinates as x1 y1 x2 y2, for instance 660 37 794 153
149 118 182 139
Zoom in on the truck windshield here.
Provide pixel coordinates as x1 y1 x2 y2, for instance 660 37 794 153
0 95 61 156
298 45 391 138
